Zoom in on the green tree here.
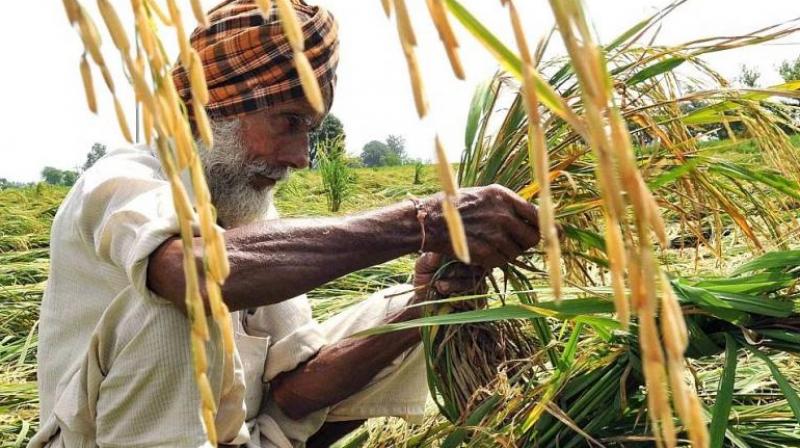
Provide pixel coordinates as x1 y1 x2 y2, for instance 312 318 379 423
83 143 107 172
61 170 79 186
778 56 800 82
386 134 407 164
309 114 345 167
360 140 393 167
738 64 761 87
41 167 79 186
41 167 64 185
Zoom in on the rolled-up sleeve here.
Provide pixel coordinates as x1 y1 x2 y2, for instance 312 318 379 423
74 150 185 302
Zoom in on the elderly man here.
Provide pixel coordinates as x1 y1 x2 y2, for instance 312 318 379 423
31 1 540 447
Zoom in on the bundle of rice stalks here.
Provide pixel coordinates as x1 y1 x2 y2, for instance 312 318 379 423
393 0 800 445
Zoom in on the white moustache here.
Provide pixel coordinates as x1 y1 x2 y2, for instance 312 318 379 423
246 163 289 182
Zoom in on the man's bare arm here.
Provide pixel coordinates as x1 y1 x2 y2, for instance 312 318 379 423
269 254 488 420
270 302 423 420
148 200 420 312
147 185 540 312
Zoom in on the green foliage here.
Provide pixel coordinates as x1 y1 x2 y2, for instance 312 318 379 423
82 143 106 172
738 64 761 87
317 137 356 212
778 55 800 82
40 167 78 187
309 114 345 167
413 161 425 185
360 135 408 167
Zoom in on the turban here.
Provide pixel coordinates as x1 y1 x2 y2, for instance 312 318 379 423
172 0 339 119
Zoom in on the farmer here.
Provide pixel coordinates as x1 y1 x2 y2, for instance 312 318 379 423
31 1 541 447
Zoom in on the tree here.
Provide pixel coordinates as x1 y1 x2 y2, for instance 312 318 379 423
309 114 345 167
737 64 761 87
41 167 79 186
61 170 79 186
361 140 390 167
386 134 407 163
778 56 800 82
83 143 107 172
41 167 64 185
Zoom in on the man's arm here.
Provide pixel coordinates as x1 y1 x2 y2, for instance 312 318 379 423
270 300 423 420
269 254 486 420
148 185 540 313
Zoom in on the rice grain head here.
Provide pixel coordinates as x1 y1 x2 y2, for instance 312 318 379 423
190 0 209 27
275 0 305 52
79 54 97 113
435 137 470 263
98 0 130 54
113 95 133 143
255 0 272 18
294 52 325 114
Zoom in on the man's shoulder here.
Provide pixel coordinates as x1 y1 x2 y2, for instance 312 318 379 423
83 145 164 186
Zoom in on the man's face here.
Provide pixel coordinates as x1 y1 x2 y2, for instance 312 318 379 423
199 95 327 228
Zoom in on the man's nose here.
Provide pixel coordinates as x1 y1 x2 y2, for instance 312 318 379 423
275 138 310 170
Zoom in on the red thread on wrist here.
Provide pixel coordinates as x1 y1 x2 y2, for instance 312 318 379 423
408 196 427 254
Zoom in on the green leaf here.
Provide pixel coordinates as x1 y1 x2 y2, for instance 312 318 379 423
745 346 800 422
694 272 796 295
562 225 607 252
354 300 615 337
682 81 800 125
625 57 685 86
443 0 569 120
732 250 800 276
710 334 738 448
671 282 748 323
647 158 702 189
709 161 800 201
441 395 501 448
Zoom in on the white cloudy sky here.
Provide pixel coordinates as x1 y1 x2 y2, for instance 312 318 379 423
1 1 798 182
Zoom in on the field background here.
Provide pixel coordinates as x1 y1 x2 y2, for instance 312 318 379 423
1 150 798 447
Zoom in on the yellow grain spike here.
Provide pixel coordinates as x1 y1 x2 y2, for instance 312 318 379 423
426 0 464 79
113 95 133 143
604 217 629 328
381 0 393 18
142 102 153 145
293 52 325 114
190 0 209 27
435 137 470 263
255 0 272 18
79 55 97 114
191 337 208 376
63 0 79 24
394 0 417 46
510 0 561 300
135 6 156 61
77 8 104 67
275 0 304 52
196 372 217 413
401 43 428 119
202 407 218 446
146 0 173 26
98 0 130 54
189 49 210 105
194 98 214 149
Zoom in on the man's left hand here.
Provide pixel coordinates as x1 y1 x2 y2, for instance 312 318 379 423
412 252 487 305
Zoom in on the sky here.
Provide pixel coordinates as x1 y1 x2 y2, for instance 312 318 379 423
1 1 799 183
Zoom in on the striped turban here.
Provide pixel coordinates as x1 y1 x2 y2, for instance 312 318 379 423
172 0 339 119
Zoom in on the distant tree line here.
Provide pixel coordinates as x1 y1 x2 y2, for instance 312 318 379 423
40 143 107 187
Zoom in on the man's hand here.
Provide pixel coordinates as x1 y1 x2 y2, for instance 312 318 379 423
422 184 540 269
412 253 487 306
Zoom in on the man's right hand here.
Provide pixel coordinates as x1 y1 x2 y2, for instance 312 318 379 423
422 184 540 269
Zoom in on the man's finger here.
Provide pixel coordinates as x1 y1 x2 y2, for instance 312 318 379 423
505 192 539 226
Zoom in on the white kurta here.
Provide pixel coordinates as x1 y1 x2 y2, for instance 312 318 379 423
29 146 427 448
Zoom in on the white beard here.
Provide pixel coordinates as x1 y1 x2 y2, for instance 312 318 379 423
198 118 289 228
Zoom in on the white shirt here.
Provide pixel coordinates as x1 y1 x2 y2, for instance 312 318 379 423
34 145 328 447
